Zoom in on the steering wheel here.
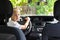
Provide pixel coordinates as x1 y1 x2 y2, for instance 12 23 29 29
18 17 32 35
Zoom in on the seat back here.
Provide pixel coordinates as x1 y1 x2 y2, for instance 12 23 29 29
0 0 13 25
54 0 60 21
0 0 26 40
0 25 26 40
42 0 60 40
0 33 16 40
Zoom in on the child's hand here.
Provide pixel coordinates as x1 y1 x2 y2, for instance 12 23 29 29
25 17 30 21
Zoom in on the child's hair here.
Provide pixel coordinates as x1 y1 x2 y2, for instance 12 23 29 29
13 6 22 12
13 6 20 12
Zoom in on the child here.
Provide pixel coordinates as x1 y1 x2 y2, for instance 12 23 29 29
7 7 30 29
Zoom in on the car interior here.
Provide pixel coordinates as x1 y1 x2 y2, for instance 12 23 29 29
0 0 59 40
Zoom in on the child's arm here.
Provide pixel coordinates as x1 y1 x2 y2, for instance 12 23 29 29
19 17 30 29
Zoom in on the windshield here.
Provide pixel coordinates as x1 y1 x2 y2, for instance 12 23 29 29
10 0 56 16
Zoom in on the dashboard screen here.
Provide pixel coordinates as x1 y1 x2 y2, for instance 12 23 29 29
10 0 56 16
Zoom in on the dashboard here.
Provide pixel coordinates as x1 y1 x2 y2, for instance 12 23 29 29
30 16 46 33
19 16 54 40
26 16 48 40
20 16 54 33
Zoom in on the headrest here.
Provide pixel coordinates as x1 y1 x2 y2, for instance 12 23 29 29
6 1 13 19
54 1 60 21
0 0 13 25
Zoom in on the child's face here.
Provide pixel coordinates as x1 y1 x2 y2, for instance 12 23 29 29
12 9 20 21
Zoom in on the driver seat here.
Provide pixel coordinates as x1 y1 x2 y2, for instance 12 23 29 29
0 0 26 40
